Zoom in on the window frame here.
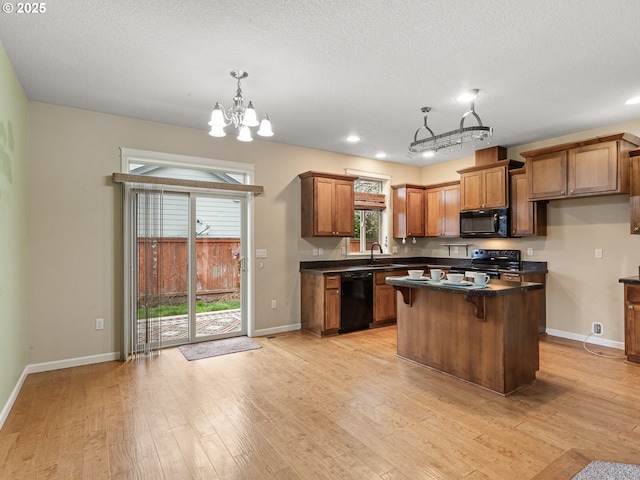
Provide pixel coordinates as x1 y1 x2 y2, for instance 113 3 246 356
346 169 391 258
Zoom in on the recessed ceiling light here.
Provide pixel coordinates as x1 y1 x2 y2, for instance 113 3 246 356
456 89 479 103
346 135 360 142
375 152 386 159
626 96 640 105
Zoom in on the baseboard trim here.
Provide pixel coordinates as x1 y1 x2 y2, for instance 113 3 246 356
252 323 301 338
0 366 29 431
25 352 121 375
546 328 624 351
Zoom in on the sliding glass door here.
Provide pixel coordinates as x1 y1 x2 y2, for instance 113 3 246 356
119 149 255 359
193 194 244 340
128 188 247 355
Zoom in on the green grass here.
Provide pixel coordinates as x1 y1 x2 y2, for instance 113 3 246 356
137 300 240 319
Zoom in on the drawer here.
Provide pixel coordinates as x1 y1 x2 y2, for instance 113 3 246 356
501 273 523 282
325 275 340 289
626 284 640 304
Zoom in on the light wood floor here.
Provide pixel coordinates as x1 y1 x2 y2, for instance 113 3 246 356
1 326 640 479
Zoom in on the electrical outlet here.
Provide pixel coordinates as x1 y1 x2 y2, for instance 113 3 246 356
341 246 346 255
96 318 104 330
453 246 459 254
313 248 318 256
318 247 323 256
592 322 603 336
527 247 534 256
392 246 398 254
595 248 603 258
271 299 277 309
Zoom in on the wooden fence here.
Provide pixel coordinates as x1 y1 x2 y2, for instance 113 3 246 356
138 237 240 301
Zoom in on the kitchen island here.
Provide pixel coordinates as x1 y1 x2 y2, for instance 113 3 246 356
385 277 544 395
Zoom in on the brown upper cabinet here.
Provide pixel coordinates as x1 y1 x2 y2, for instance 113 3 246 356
457 160 524 211
392 184 425 238
424 181 460 237
520 132 640 201
299 171 357 237
509 168 546 237
629 148 640 234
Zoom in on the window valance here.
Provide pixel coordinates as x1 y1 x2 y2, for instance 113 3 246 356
354 192 386 211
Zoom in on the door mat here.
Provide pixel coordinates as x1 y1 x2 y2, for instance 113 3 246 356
178 336 261 361
572 461 640 479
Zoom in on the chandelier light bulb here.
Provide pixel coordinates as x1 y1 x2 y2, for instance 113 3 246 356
257 115 274 137
209 103 226 127
237 125 253 142
242 101 259 127
208 125 226 137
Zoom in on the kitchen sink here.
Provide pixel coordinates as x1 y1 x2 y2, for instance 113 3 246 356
366 263 410 269
336 263 414 273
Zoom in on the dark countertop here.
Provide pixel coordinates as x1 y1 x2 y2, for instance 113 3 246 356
619 276 640 284
385 277 543 297
300 257 548 276
299 262 431 274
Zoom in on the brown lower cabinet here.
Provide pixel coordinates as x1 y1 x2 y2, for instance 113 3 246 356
373 270 407 327
301 268 408 336
623 284 640 363
300 272 341 336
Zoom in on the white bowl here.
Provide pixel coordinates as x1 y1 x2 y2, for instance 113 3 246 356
446 273 464 283
408 269 424 279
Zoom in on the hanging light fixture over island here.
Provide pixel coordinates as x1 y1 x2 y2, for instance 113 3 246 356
409 89 492 158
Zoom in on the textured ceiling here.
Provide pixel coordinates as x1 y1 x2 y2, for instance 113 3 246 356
1 0 640 165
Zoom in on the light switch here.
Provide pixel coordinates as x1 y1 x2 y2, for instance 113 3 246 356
595 248 603 259
256 249 267 258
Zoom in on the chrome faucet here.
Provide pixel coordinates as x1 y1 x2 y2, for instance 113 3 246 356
370 242 383 263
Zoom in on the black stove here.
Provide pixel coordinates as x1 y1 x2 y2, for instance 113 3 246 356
470 249 521 272
450 249 522 278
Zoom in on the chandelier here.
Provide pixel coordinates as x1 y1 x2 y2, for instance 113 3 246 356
208 70 273 142
409 89 492 158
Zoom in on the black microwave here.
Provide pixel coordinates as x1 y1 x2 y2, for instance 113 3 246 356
460 208 509 238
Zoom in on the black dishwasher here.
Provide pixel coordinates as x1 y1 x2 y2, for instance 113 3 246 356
340 271 373 333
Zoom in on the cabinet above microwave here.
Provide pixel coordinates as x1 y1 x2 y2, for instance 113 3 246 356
457 160 524 211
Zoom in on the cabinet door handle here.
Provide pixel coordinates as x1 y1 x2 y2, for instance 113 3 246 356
635 226 639 232
629 304 634 310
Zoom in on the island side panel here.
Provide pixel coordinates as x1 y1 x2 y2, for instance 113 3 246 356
300 272 324 336
395 287 539 395
502 289 541 393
